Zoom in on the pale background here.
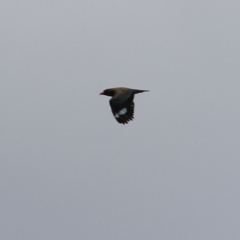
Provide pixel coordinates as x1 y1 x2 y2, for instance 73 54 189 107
1 1 240 239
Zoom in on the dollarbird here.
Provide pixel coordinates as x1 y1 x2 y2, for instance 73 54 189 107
100 87 149 124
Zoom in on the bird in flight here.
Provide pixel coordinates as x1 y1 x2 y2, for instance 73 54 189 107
100 87 149 124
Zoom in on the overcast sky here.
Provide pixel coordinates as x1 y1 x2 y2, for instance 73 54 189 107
1 1 240 239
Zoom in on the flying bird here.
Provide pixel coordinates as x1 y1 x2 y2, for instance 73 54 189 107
100 87 149 124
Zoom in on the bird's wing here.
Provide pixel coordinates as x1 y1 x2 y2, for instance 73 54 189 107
109 100 135 124
109 90 135 124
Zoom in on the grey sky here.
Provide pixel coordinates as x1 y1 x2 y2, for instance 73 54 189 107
1 1 240 239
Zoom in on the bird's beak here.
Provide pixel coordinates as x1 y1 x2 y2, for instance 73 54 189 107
100 92 104 95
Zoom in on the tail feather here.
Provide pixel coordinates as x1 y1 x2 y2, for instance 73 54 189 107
133 89 150 94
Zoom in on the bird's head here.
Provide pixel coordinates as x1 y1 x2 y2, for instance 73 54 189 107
100 88 115 97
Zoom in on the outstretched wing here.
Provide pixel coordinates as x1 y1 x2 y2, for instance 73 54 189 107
110 98 135 124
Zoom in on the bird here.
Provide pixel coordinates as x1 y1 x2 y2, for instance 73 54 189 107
100 87 149 124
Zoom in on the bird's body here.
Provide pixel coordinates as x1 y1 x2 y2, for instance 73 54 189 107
100 87 149 124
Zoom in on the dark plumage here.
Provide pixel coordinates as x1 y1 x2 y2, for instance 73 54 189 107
100 87 149 124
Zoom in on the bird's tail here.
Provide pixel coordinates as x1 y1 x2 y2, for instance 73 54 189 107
133 89 150 94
